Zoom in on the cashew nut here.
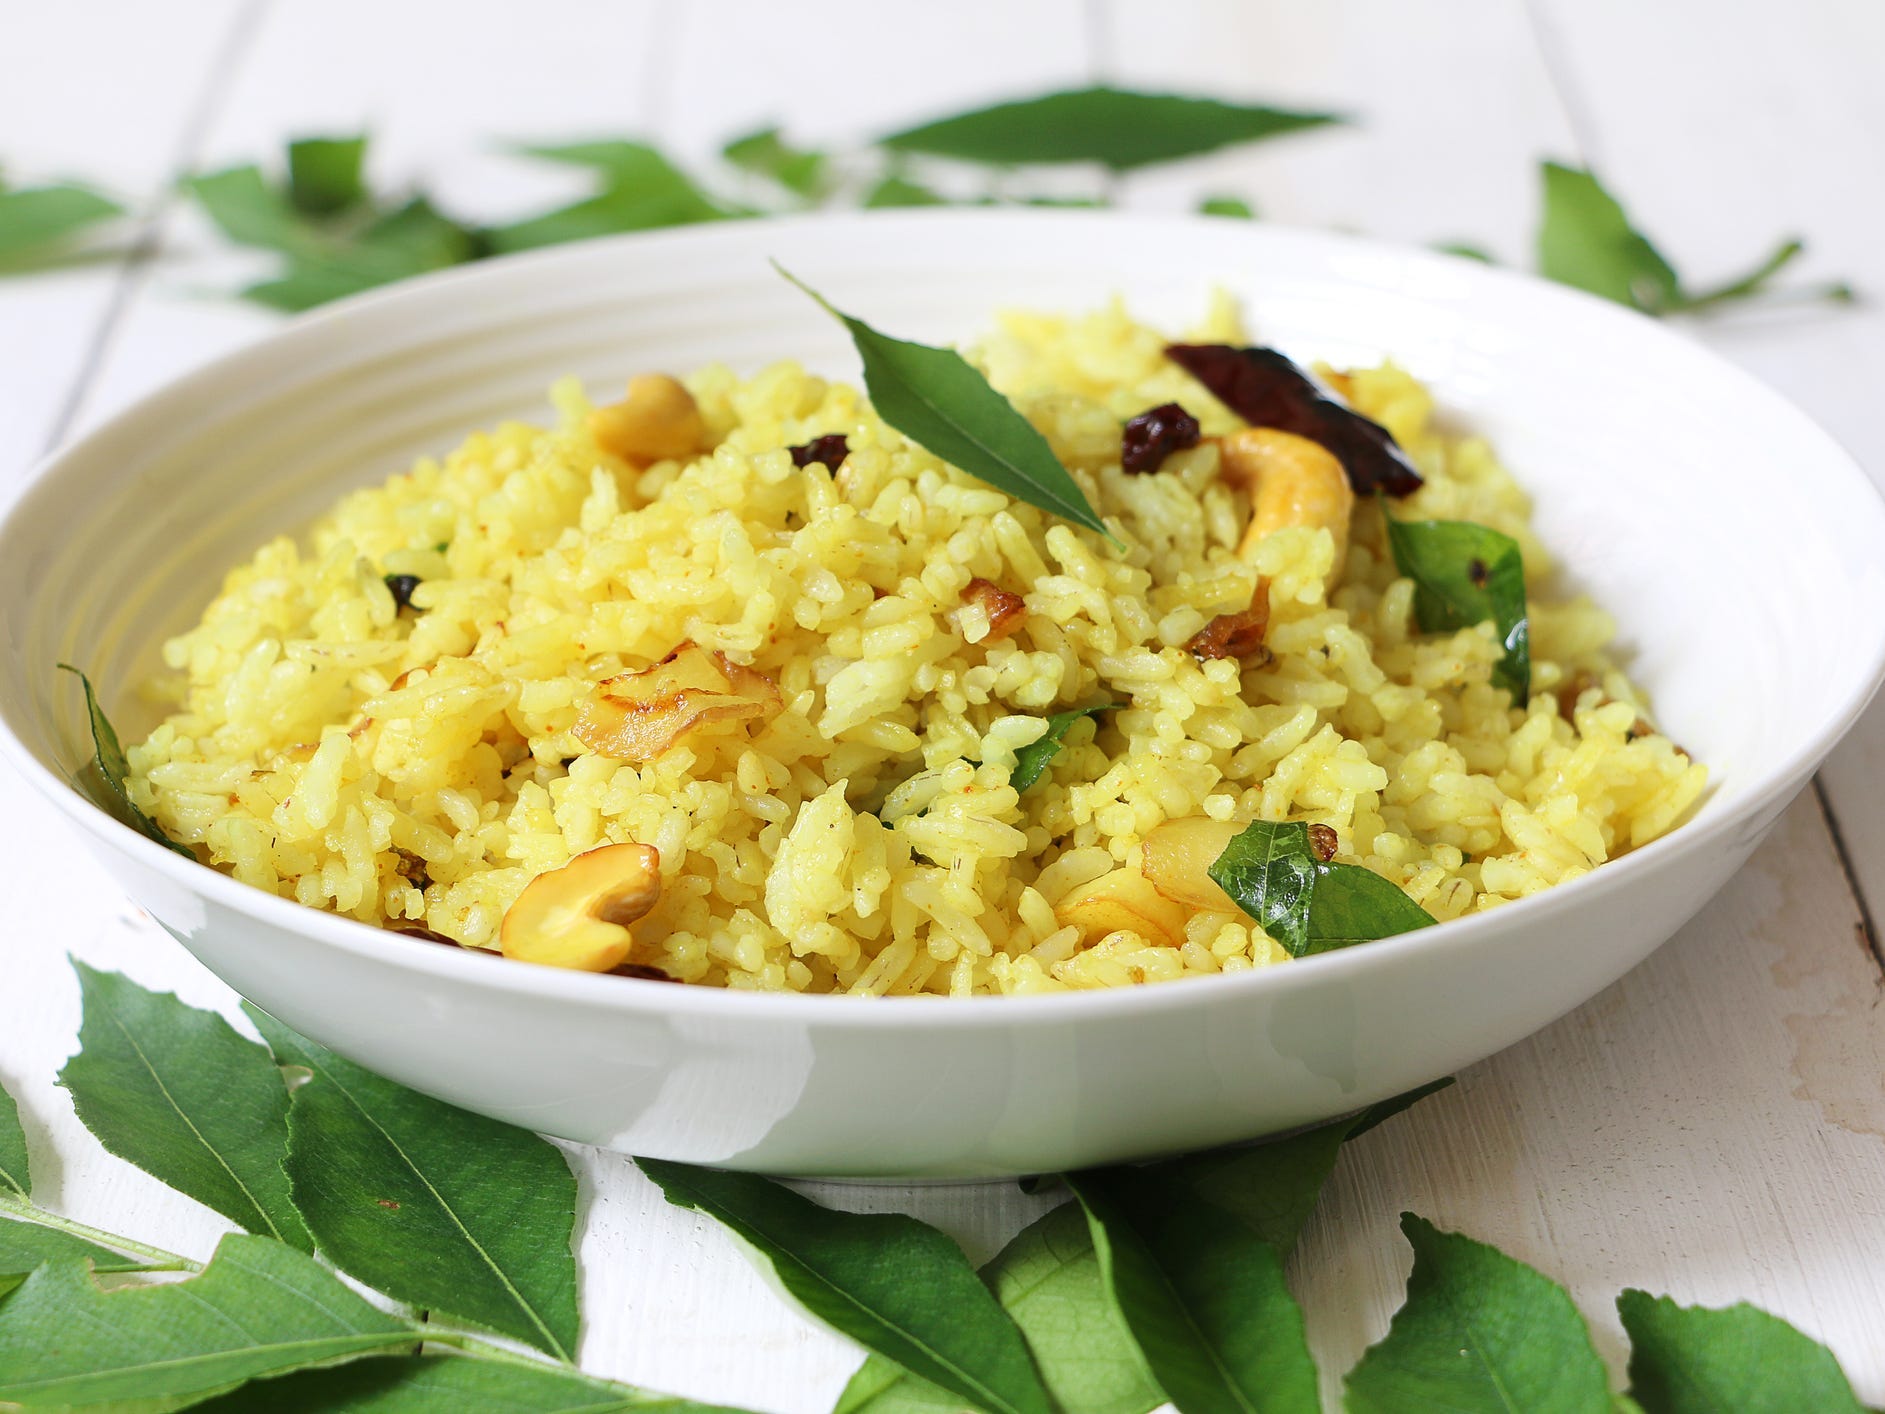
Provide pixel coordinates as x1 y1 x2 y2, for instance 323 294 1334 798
1053 867 1188 949
1141 818 1243 912
1143 816 1339 913
500 841 662 972
588 374 705 463
1218 427 1355 575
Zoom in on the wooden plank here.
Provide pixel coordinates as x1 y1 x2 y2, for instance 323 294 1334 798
63 0 675 440
1107 0 1579 252
0 2 250 476
1297 795 1885 1403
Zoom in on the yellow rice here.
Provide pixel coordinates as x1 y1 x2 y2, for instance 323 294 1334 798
127 297 1706 995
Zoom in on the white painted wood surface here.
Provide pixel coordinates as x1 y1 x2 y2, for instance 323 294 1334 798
3 2 1882 1408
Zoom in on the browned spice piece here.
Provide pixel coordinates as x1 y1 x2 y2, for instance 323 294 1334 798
388 923 462 947
961 577 1027 640
789 434 849 471
1164 344 1424 497
1184 590 1271 661
1307 823 1339 862
1557 672 1669 745
575 642 783 763
610 962 679 983
1121 402 1201 474
1555 670 1600 723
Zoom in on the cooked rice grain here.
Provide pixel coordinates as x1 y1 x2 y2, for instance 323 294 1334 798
128 299 1705 995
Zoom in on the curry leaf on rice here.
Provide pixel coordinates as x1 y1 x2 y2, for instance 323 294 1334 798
1209 819 1436 958
1009 704 1120 792
57 665 195 858
776 265 1119 544
1383 516 1530 704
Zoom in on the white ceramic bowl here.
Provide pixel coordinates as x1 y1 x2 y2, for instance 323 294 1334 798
4 212 1883 1178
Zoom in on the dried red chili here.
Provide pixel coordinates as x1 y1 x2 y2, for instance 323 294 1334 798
789 434 850 471
1120 401 1202 474
1164 344 1424 497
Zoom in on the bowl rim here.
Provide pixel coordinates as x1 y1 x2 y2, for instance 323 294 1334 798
6 207 1885 1029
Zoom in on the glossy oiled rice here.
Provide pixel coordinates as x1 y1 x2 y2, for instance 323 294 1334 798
127 298 1705 995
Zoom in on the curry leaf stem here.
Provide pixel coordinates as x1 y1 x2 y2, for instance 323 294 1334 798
0 1192 201 1271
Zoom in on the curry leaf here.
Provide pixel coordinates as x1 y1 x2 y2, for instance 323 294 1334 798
837 1202 1161 1414
863 174 948 209
1309 865 1440 949
58 962 309 1250
500 139 731 246
1209 820 1436 958
0 1235 415 1409
1435 241 1495 263
1533 163 1846 315
0 183 122 262
245 1005 580 1361
1198 195 1256 219
1383 517 1530 703
486 184 730 252
1161 1080 1453 1252
187 163 320 255
1538 162 1681 313
1207 819 1321 956
286 135 368 217
778 266 1115 542
639 1159 1052 1414
0 1082 26 1198
841 1082 1452 1414
0 1217 156 1297
1345 1214 1611 1414
881 87 1341 172
57 665 195 858
1010 704 1120 792
723 126 829 199
1617 1290 1866 1414
1067 1168 1319 1414
190 1352 750 1413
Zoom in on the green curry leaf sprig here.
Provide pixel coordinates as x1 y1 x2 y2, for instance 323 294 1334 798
0 968 1870 1411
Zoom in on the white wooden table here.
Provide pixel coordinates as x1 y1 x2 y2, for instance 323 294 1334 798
4 3 1883 1407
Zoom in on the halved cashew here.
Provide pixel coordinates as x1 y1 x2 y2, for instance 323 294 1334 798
1143 816 1340 912
1054 867 1189 948
1218 427 1355 574
501 842 662 972
588 374 705 462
